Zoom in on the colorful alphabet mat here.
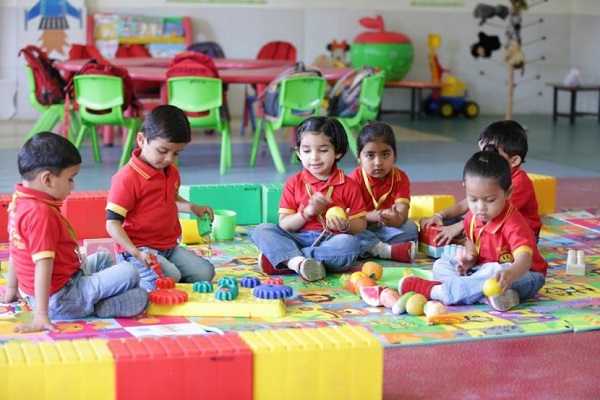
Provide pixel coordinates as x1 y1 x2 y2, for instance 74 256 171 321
1 209 599 348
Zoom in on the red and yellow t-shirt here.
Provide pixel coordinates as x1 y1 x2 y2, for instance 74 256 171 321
106 148 182 252
348 166 411 211
511 166 542 235
463 203 547 275
8 185 81 295
279 166 366 232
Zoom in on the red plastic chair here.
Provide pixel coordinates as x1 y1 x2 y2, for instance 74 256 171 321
241 41 296 136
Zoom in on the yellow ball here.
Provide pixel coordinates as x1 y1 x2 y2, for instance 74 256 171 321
325 206 347 221
482 278 502 297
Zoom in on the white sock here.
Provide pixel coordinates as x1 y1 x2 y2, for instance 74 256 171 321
370 242 391 259
287 256 305 272
431 285 443 301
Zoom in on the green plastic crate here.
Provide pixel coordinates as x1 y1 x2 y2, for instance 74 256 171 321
179 184 262 225
261 183 284 223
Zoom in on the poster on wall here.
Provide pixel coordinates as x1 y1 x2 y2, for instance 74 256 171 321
21 0 86 59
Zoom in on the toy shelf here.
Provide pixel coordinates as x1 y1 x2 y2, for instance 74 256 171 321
86 13 193 58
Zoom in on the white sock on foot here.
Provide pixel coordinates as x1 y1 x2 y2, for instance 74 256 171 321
287 256 305 272
430 285 443 301
370 242 391 259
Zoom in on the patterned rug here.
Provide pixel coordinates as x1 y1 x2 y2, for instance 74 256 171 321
1 209 599 348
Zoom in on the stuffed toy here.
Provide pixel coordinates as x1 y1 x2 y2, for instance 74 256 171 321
473 3 509 26
310 40 351 68
471 31 501 58
504 40 525 72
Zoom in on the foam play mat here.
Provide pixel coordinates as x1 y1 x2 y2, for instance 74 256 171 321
1 209 599 348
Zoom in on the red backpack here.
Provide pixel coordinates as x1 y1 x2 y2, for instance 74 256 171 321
65 59 142 117
166 51 220 80
19 45 67 106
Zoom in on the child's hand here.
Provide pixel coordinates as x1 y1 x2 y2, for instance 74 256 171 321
191 205 214 222
495 269 518 293
136 251 155 268
420 215 442 230
3 286 20 303
15 312 59 333
326 211 350 233
456 252 477 276
303 193 330 219
380 209 402 226
433 223 464 246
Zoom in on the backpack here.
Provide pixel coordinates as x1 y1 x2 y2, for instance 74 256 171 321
65 58 142 117
166 51 220 80
259 61 322 119
327 66 376 118
19 45 67 106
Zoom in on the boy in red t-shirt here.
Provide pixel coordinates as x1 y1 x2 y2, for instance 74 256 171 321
4 132 147 333
106 105 215 290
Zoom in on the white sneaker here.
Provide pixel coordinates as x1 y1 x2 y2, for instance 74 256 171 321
487 289 520 311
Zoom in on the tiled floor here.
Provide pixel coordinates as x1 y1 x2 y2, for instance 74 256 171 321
2 113 599 398
1 114 599 195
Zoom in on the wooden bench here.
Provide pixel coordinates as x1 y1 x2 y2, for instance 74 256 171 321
380 80 443 119
547 83 600 124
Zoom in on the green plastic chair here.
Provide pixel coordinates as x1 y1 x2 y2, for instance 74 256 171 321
24 66 79 142
73 74 142 168
250 75 327 173
335 71 386 157
167 76 231 175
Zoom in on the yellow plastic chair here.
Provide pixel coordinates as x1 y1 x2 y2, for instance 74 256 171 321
335 71 386 157
24 66 79 142
73 74 142 168
250 75 327 173
167 76 231 175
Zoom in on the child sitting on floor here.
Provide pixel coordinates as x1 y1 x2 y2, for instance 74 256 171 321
400 148 547 311
4 132 148 333
251 116 367 281
349 121 418 263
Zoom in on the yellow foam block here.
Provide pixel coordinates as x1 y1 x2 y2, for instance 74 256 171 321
527 173 556 215
146 283 286 318
240 325 383 400
409 194 455 220
0 340 114 400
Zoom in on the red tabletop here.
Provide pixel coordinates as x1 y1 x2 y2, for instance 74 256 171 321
56 57 296 71
55 58 352 85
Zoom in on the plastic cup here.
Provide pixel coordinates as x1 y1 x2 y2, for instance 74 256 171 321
212 210 237 240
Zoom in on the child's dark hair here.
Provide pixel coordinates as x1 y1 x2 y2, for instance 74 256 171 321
18 132 82 181
357 120 397 157
463 149 512 192
478 120 528 163
295 116 348 162
142 105 191 143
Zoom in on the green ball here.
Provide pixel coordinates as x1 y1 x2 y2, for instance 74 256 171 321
350 42 414 81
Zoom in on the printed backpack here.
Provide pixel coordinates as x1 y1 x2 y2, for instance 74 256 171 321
19 45 67 106
65 58 142 116
259 61 322 119
327 66 376 118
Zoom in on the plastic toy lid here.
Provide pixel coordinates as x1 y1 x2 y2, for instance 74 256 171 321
149 289 189 305
354 31 411 44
